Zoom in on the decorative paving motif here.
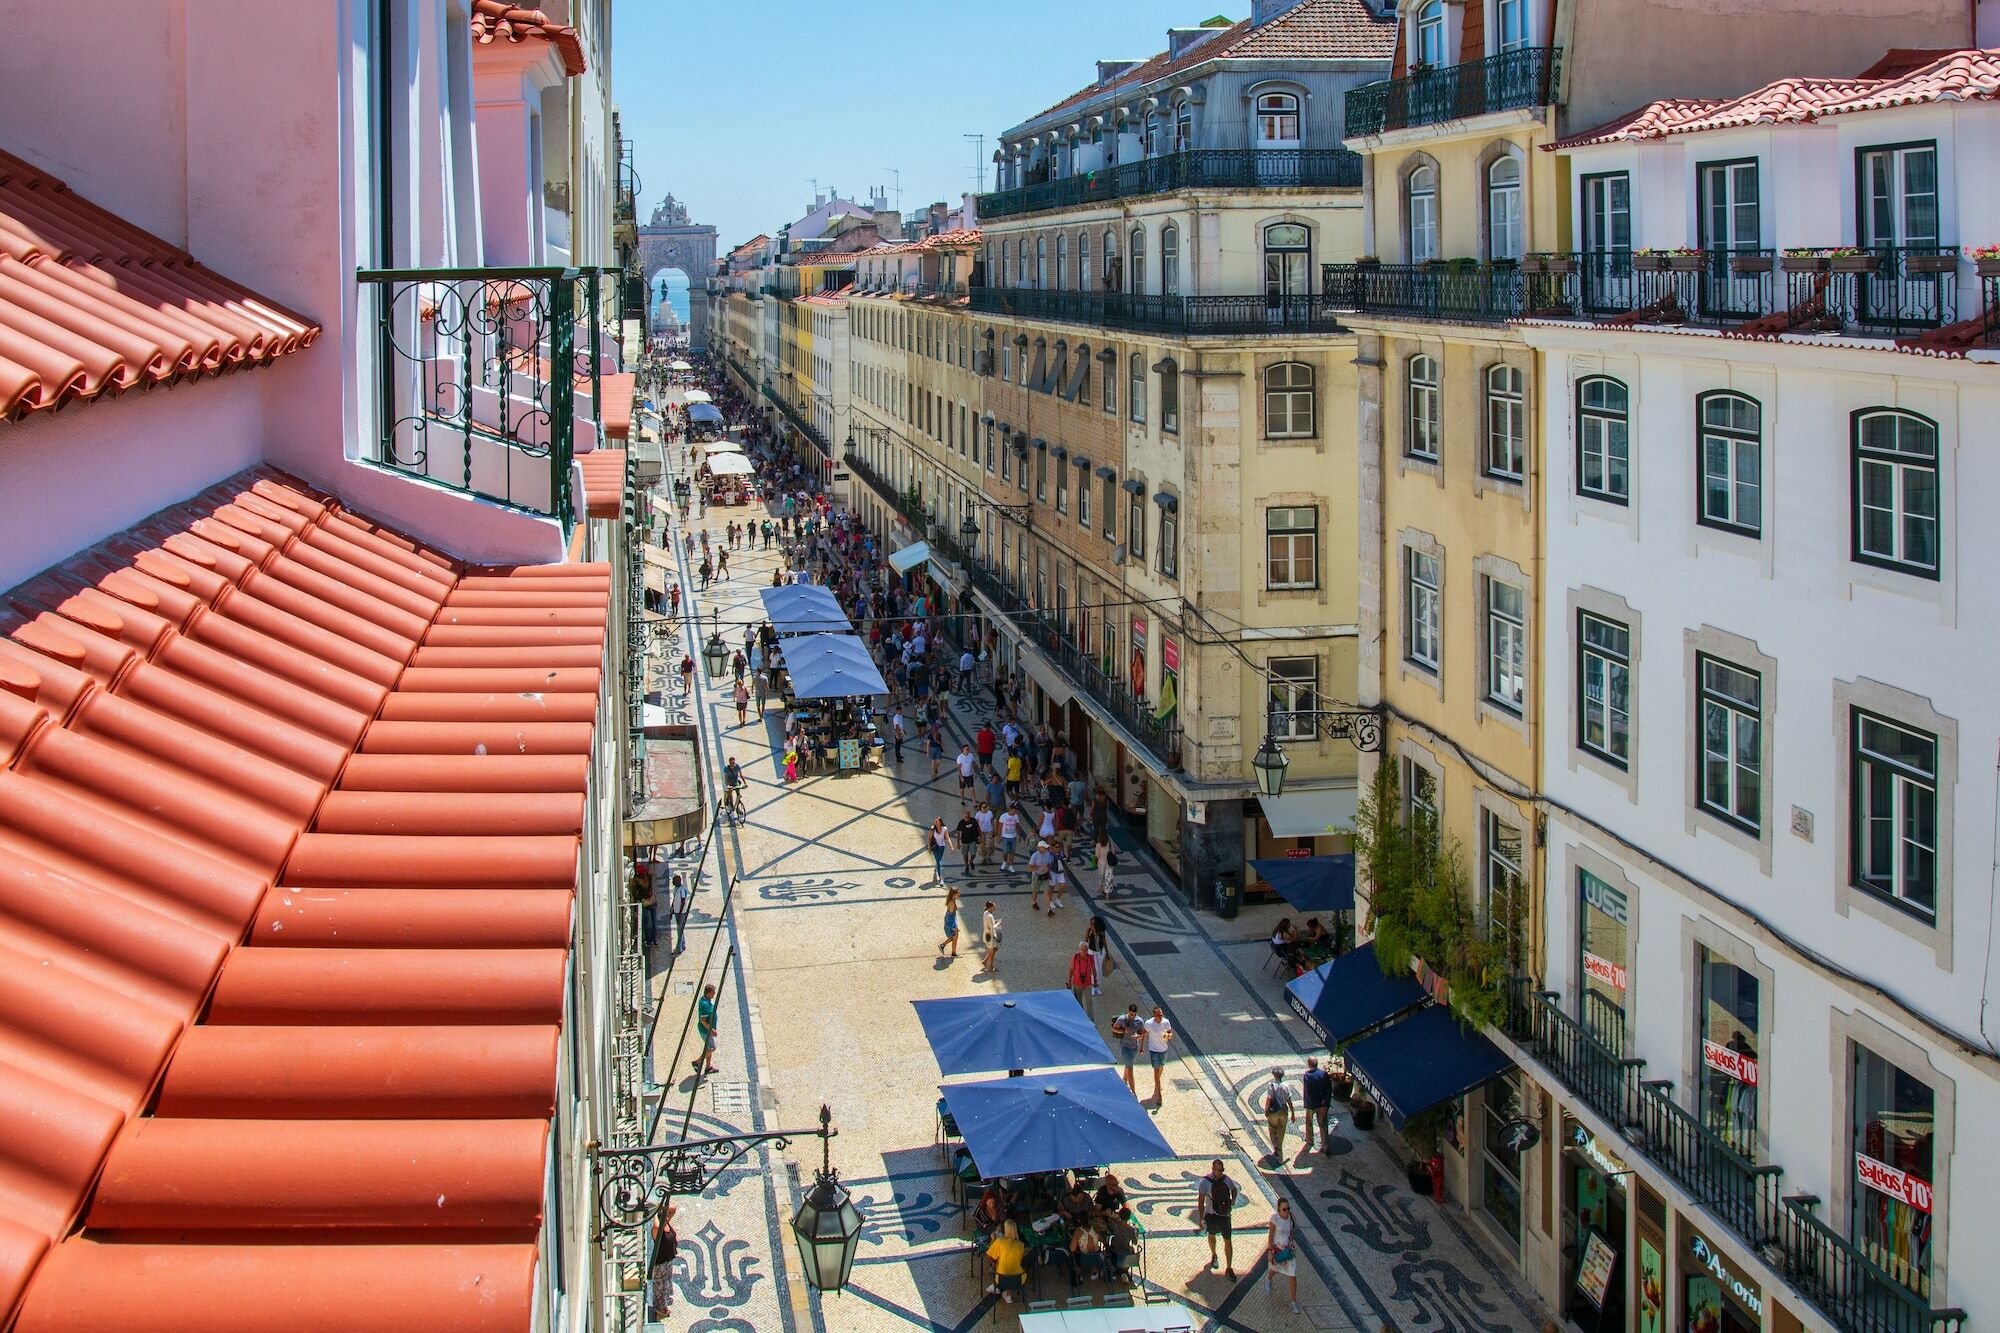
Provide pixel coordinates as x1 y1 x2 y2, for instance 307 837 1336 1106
1386 1253 1512 1331
1316 1169 1433 1255
850 1182 964 1247
755 876 857 903
674 1221 767 1319
1092 890 1197 937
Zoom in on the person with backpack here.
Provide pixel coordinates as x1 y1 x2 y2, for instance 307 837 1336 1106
1301 1056 1334 1156
1259 1068 1296 1165
1196 1159 1240 1279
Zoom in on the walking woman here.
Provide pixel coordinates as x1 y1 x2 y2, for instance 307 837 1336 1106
1094 830 1119 897
1084 916 1111 993
927 816 951 887
980 900 1002 973
938 887 961 958
1263 1198 1300 1313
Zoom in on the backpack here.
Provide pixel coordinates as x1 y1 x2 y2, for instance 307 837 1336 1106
1264 1085 1288 1114
1207 1175 1236 1213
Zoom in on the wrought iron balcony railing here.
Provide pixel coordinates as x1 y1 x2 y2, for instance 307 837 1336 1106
1344 46 1561 137
358 266 610 523
1505 985 1965 1333
968 286 1346 336
977 148 1362 220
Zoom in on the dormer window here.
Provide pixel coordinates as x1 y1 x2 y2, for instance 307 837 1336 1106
1414 0 1447 66
1496 0 1531 52
1255 92 1300 147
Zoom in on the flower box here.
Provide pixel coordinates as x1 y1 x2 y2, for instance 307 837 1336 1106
1780 254 1829 274
1903 253 1957 275
1830 253 1881 274
1978 256 2000 279
1666 254 1705 272
1729 254 1775 274
1633 254 1673 272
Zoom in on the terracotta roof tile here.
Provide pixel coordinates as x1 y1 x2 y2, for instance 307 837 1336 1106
599 370 635 440
0 151 319 423
0 468 608 1332
1015 0 1392 131
470 0 586 76
576 447 627 519
1555 47 2000 148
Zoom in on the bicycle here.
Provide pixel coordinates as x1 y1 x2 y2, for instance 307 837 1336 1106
723 784 746 821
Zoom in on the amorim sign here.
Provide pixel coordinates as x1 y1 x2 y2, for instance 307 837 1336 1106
1686 1229 1763 1318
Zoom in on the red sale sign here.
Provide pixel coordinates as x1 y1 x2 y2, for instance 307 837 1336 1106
1702 1039 1759 1087
1582 951 1628 991
1855 1152 1932 1214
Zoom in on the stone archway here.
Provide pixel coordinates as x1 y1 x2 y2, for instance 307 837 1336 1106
638 195 718 351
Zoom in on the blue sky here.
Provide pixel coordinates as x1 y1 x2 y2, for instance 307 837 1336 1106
611 2 1247 258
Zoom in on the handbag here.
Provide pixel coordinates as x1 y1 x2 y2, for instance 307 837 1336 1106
1274 1245 1295 1264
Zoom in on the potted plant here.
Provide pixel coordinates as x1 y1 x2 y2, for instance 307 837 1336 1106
1401 1106 1450 1195
1355 254 1382 267
1905 250 1957 275
1971 244 2000 278
1351 1093 1377 1131
1827 246 1881 274
1665 246 1705 273
1729 251 1774 275
1781 247 1830 273
1632 248 1671 272
1330 1065 1354 1102
1446 256 1480 274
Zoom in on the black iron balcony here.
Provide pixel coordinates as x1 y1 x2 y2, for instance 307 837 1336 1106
1504 985 1965 1333
968 286 1346 336
1344 46 1560 137
1323 261 1530 323
976 148 1362 220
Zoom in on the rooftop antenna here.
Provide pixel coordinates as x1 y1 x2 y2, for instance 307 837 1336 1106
807 177 820 209
882 167 903 215
964 133 987 191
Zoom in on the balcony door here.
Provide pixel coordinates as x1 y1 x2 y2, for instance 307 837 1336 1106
1858 142 1944 327
1494 0 1531 51
1580 172 1631 311
1264 224 1311 324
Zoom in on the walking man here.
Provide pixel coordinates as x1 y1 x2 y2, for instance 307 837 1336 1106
1301 1056 1334 1155
956 743 978 798
1067 940 1098 1018
1112 1004 1143 1092
890 709 907 765
1141 1005 1174 1105
692 983 719 1079
955 807 980 876
1196 1160 1239 1280
1260 1068 1295 1165
669 872 691 955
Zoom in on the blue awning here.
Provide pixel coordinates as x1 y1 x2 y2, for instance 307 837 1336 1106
1250 855 1356 913
1341 1003 1514 1129
1283 942 1426 1048
687 402 724 422
887 541 931 575
941 1067 1174 1179
783 633 889 699
914 991 1112 1076
760 584 850 636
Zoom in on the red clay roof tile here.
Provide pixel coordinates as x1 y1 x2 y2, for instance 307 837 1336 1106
0 467 608 1330
0 152 318 422
470 0 587 76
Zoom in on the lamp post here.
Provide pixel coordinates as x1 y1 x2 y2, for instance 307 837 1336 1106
1252 708 1386 800
702 628 730 681
594 1104 864 1296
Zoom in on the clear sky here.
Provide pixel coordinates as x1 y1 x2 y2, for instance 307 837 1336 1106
611 1 1248 261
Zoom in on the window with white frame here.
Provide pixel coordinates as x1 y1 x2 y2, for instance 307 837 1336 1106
1485 364 1524 478
1035 447 1047 501
1174 102 1193 153
1160 360 1179 433
1852 409 1939 578
1406 355 1440 460
1406 164 1438 263
1128 354 1145 423
1487 156 1523 260
1161 224 1181 296
1128 492 1146 562
1077 467 1090 527
1405 548 1441 670
1481 809 1525 970
1403 756 1439 824
1699 392 1763 536
1102 475 1116 537
1267 656 1318 741
1036 235 1047 288
1698 656 1763 832
1578 611 1632 767
1495 0 1531 50
1851 711 1938 919
1128 226 1146 296
1077 231 1091 290
1485 577 1525 713
1265 507 1319 590
1102 229 1118 289
1255 91 1300 145
1055 458 1068 514
1576 375 1631 503
1264 362 1315 438
1158 504 1179 577
1055 233 1068 290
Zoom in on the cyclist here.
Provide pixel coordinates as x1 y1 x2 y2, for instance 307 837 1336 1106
723 757 746 819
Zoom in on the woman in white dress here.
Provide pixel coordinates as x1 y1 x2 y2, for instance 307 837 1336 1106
1263 1196 1299 1312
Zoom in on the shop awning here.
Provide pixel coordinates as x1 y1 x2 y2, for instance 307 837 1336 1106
1341 1003 1513 1129
687 402 724 422
887 541 931 575
1283 942 1425 1047
1257 787 1357 838
1250 855 1356 913
669 359 694 370
1015 646 1074 708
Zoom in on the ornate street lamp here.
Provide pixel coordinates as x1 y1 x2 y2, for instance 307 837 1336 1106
789 1105 864 1295
959 512 979 541
1252 707 1384 799
702 629 730 681
1252 733 1291 798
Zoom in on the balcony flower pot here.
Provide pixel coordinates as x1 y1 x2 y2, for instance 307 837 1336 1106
1666 253 1705 272
1633 254 1672 272
1780 254 1829 274
1520 256 1550 274
1729 254 1774 275
1331 1072 1353 1102
1829 252 1881 274
1977 255 2000 278
1355 255 1381 266
1904 253 1957 275
1543 255 1578 274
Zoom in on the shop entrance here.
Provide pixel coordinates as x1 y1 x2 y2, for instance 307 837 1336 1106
1562 1117 1629 1331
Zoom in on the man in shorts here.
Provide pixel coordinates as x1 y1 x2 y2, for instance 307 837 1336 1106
1196 1159 1239 1278
1027 840 1053 913
973 801 996 865
1141 1005 1174 1104
956 743 979 797
997 805 1022 874
1111 1003 1144 1092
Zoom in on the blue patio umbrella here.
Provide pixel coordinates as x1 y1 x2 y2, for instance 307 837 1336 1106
1249 855 1356 913
941 1068 1175 1179
784 633 889 699
760 583 851 636
913 991 1114 1077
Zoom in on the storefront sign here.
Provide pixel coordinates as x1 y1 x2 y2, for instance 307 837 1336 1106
1566 1117 1630 1189
1162 638 1179 672
1573 1231 1618 1310
1583 950 1629 991
1687 1229 1763 1318
1130 617 1147 695
1702 1038 1760 1087
1497 1117 1542 1153
1285 847 1314 859
1855 1152 1933 1214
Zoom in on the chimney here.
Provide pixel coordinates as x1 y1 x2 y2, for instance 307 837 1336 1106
873 209 903 240
1096 58 1141 84
1251 0 1310 25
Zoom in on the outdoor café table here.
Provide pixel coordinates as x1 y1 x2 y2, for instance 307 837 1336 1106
1017 1302 1195 1332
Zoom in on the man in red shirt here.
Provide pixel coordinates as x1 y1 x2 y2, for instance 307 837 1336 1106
975 722 997 768
1068 942 1098 1018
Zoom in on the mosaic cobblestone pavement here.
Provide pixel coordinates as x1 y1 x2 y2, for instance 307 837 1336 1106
638 431 1553 1333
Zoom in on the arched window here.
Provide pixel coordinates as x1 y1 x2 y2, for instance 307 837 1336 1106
1078 231 1092 291
1406 355 1440 460
1055 233 1069 291
1485 364 1525 479
1698 392 1763 536
1173 102 1194 153
1160 359 1180 433
1035 235 1048 289
1576 375 1630 502
1143 113 1161 157
1129 353 1146 424
1264 362 1315 438
1161 224 1181 297
1263 223 1311 302
1487 156 1523 261
1129 226 1147 296
1255 92 1300 146
1414 0 1447 64
1102 229 1119 289
1407 164 1439 263
1851 409 1938 576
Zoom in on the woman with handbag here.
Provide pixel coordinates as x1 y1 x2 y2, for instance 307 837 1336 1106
1263 1196 1299 1313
